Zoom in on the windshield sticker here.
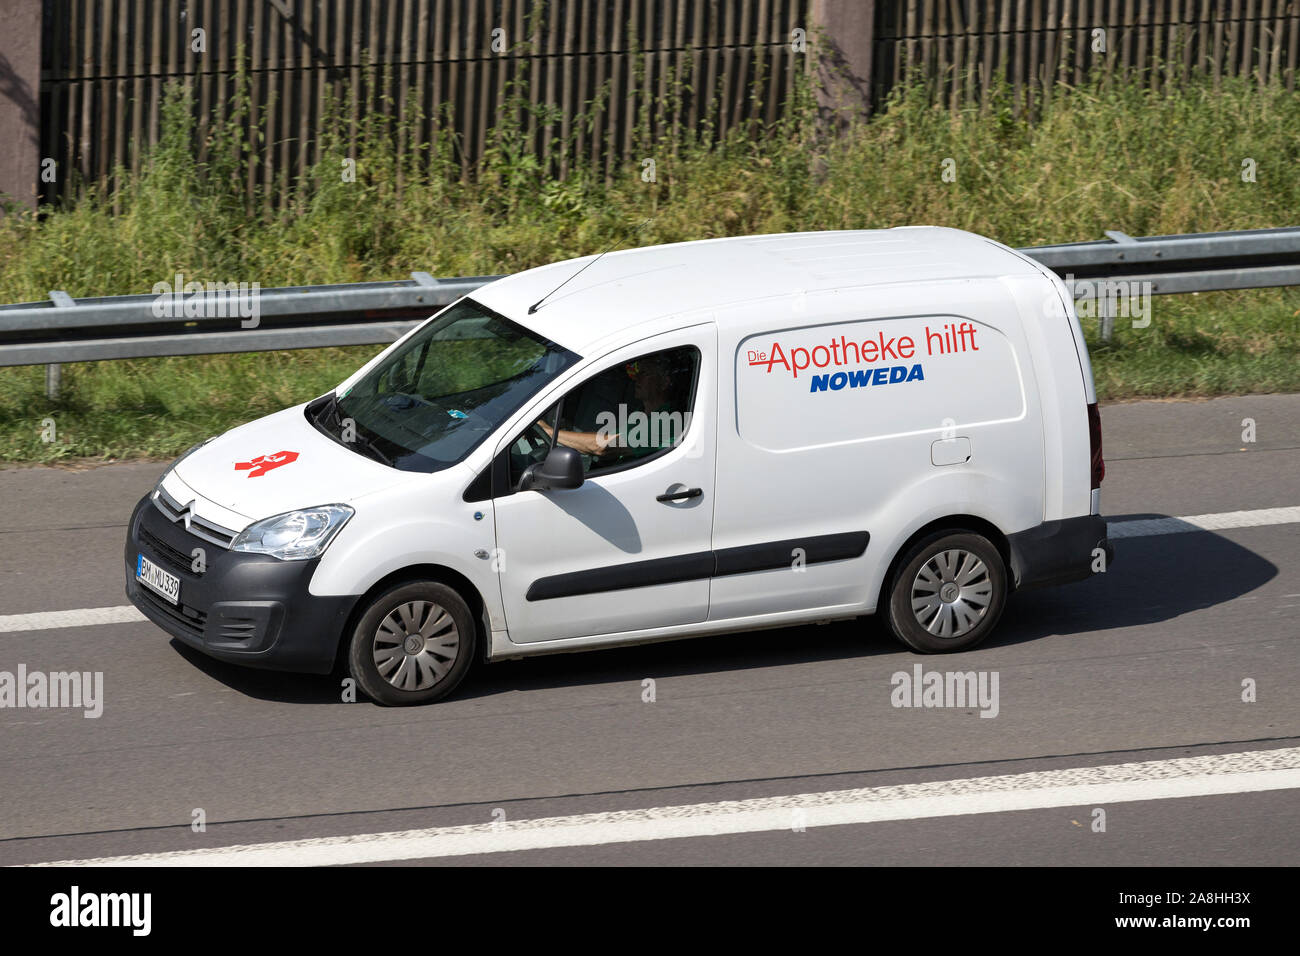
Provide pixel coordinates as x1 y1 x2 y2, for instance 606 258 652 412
234 450 300 477
447 409 468 419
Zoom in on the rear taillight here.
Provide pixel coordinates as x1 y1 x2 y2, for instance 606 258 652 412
1087 402 1105 489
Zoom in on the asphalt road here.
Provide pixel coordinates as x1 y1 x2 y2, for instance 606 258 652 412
0 393 1297 866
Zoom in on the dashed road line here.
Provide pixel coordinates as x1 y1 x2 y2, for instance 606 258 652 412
1107 506 1300 539
0 606 145 634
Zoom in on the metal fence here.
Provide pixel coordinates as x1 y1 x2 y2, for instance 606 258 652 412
875 0 1300 113
41 0 808 207
3 227 1299 396
37 2 1300 210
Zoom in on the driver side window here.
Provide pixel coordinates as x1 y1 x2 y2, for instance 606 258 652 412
502 345 699 493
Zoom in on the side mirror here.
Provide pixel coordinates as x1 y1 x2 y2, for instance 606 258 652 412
519 445 585 492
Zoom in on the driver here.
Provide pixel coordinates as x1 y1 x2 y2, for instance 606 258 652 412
537 353 684 459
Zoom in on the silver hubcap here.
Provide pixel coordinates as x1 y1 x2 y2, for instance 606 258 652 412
373 600 460 691
911 549 994 639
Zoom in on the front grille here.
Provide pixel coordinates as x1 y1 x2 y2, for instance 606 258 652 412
139 525 198 575
152 487 237 549
136 584 207 640
152 486 187 521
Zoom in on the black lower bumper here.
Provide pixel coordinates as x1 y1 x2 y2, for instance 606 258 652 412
125 494 357 674
1007 513 1113 590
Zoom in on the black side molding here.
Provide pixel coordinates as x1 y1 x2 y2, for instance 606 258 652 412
526 551 715 602
714 531 868 576
526 531 870 601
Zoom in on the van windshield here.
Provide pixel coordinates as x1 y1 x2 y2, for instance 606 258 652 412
311 298 579 472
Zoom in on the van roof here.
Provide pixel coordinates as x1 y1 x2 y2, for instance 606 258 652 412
472 226 1043 353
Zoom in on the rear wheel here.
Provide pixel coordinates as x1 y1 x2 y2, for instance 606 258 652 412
347 581 476 705
885 531 1007 653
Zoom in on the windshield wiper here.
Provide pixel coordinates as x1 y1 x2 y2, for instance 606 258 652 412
355 433 394 467
314 391 343 430
323 394 395 466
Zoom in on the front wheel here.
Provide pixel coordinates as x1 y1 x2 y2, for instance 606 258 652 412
884 531 1007 653
347 581 476 705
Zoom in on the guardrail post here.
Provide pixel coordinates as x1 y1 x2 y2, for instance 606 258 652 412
45 362 61 399
1098 293 1114 343
45 291 76 398
1097 230 1132 344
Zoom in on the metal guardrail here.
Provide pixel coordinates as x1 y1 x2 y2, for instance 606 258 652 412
2 228 1298 390
1022 226 1300 342
1025 226 1300 293
0 272 498 368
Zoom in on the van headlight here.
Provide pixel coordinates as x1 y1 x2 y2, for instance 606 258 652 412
232 505 355 560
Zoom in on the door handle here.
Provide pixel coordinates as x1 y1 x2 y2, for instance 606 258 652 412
657 486 703 503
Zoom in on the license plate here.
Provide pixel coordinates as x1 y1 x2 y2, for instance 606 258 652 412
136 553 180 605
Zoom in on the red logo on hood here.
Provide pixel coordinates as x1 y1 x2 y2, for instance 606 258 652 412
234 450 299 477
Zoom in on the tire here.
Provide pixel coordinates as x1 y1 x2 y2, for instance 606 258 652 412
884 531 1007 654
347 581 476 705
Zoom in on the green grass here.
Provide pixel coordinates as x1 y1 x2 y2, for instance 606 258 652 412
0 349 373 464
1 70 1298 465
1088 290 1300 399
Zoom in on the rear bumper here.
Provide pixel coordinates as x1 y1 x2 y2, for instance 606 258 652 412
124 494 356 674
1007 514 1112 590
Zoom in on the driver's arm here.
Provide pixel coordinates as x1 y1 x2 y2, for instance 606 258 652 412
536 420 615 456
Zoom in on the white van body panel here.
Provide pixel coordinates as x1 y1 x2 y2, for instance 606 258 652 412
170 404 419 525
133 227 1106 674
993 238 1099 407
489 322 719 643
999 273 1093 522
306 463 507 627
472 227 1046 352
709 277 1044 621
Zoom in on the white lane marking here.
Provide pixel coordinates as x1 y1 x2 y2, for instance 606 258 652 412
1107 506 1300 539
0 606 145 634
28 747 1300 867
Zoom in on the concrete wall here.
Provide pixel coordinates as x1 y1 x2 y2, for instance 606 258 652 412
0 0 41 212
811 0 876 124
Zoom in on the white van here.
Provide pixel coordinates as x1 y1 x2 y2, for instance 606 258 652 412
126 228 1111 705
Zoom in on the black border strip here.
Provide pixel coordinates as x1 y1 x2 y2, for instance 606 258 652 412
525 531 869 601
714 531 869 575
526 551 715 602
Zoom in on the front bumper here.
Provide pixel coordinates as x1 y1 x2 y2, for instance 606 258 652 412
124 494 357 674
1007 514 1113 590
